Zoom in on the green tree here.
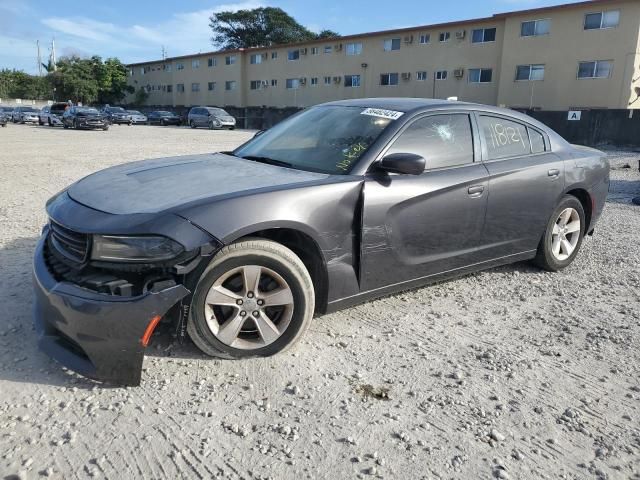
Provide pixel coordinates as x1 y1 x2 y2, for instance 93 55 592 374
209 7 339 49
132 87 149 106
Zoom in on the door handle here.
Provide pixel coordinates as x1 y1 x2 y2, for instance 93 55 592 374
468 185 485 196
548 169 560 178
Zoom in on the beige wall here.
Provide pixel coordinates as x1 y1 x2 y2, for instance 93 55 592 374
127 0 640 110
497 0 640 109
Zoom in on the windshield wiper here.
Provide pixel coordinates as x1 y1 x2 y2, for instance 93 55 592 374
240 155 293 168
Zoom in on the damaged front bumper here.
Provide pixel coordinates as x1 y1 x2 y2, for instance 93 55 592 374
33 235 190 386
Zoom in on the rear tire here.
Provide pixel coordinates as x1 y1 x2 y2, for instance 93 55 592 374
190 120 196 129
187 239 315 359
533 195 585 272
160 119 165 126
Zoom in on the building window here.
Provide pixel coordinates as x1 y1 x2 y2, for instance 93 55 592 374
584 10 620 30
208 82 216 91
436 70 448 80
164 64 172 72
516 64 545 81
324 76 332 85
225 81 237 90
225 55 236 65
521 19 550 37
472 27 496 43
208 57 217 67
288 50 300 61
311 47 319 55
176 83 184 93
250 54 262 64
286 78 300 89
271 79 278 87
416 71 428 81
380 73 399 86
250 80 263 90
419 34 430 44
167 85 173 93
344 75 361 87
191 82 200 92
383 38 401 51
311 77 319 86
192 59 200 69
176 63 184 70
346 42 363 55
324 45 332 54
577 60 613 79
468 68 493 83
271 52 278 59
439 32 450 42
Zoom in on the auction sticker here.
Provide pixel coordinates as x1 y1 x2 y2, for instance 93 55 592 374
361 108 404 120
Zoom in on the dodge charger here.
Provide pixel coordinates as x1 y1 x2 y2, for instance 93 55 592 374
33 99 610 385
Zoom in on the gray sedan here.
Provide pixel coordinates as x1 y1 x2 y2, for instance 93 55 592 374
34 98 609 385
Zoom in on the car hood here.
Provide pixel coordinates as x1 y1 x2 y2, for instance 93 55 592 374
67 153 330 215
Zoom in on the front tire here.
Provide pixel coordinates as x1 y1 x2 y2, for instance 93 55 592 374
187 239 315 359
533 195 585 272
190 120 196 129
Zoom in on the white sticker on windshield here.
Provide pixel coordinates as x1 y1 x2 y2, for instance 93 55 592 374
360 108 404 120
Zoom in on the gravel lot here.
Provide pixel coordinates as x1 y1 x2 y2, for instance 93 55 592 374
0 123 639 480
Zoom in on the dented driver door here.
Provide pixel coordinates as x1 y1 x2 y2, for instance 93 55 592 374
360 113 490 292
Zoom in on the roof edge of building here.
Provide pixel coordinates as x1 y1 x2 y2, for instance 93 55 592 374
126 0 621 67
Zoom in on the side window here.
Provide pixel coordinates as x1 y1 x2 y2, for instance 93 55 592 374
386 114 474 170
528 127 546 154
479 116 531 160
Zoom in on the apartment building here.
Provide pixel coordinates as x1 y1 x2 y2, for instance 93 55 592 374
126 0 640 111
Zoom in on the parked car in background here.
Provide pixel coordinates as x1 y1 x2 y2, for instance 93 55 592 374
0 107 12 126
62 106 109 130
12 106 40 124
39 102 68 126
147 110 182 126
33 98 609 385
102 106 131 125
127 110 148 124
188 106 236 130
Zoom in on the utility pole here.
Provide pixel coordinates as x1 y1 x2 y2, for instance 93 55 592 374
162 46 167 61
37 40 42 76
50 38 57 72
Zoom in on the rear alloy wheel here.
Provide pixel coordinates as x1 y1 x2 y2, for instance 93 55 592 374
190 120 196 129
534 195 585 271
187 239 314 358
160 119 165 126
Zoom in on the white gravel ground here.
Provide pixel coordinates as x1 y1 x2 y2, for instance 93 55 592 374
0 124 639 480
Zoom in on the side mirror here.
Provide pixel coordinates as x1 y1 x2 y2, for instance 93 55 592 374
378 153 426 175
253 130 265 138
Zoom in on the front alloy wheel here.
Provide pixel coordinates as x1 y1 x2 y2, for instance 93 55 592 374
187 239 314 358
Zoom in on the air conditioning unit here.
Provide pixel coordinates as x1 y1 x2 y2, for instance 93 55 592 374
300 48 308 55
299 77 307 85
334 43 343 51
455 30 466 40
401 72 411 80
404 35 414 44
453 68 465 78
333 76 342 84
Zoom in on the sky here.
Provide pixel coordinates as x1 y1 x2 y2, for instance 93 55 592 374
1 0 585 74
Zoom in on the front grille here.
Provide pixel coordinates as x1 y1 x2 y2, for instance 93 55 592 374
49 221 89 263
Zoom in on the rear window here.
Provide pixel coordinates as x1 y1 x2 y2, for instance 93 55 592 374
479 115 531 160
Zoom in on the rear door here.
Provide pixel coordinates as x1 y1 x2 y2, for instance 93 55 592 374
360 112 490 292
475 113 564 257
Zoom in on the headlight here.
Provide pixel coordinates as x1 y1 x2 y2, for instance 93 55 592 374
91 235 184 262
